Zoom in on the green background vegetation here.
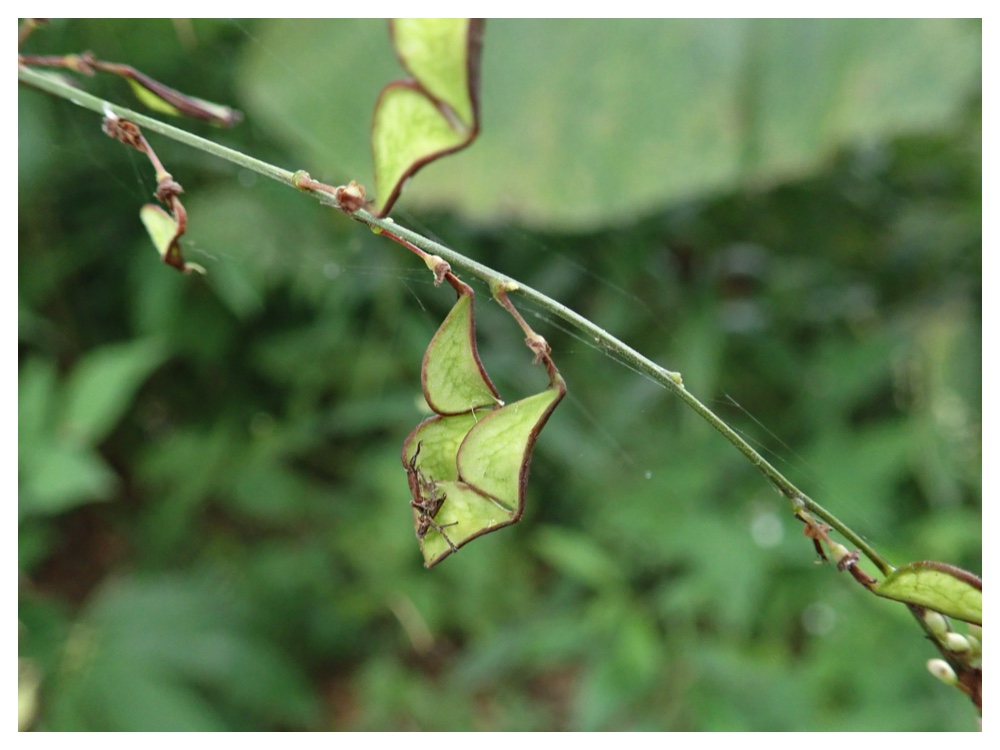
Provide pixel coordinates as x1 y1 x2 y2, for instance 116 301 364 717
19 19 981 730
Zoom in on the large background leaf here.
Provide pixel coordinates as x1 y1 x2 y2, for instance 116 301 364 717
238 19 979 229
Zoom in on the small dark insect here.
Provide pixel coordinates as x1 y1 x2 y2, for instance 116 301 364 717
406 442 458 552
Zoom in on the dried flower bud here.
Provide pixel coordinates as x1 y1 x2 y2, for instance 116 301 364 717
526 334 551 364
155 178 184 202
421 253 451 286
335 181 366 214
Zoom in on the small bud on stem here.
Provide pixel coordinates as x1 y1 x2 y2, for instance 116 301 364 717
942 632 972 654
927 658 958 686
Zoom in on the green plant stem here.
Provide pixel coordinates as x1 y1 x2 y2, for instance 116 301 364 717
19 63 894 576
19 66 288 184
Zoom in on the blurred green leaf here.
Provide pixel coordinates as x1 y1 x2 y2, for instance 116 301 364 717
19 659 42 731
20 445 117 519
533 525 624 589
801 422 916 538
17 88 57 196
574 607 662 730
241 19 979 229
44 575 319 730
18 358 58 454
61 338 165 446
19 341 165 519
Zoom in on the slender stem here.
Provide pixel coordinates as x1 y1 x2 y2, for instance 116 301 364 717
19 66 291 186
19 63 894 576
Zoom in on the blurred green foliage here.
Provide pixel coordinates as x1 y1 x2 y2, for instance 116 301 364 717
240 19 980 229
19 20 980 730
